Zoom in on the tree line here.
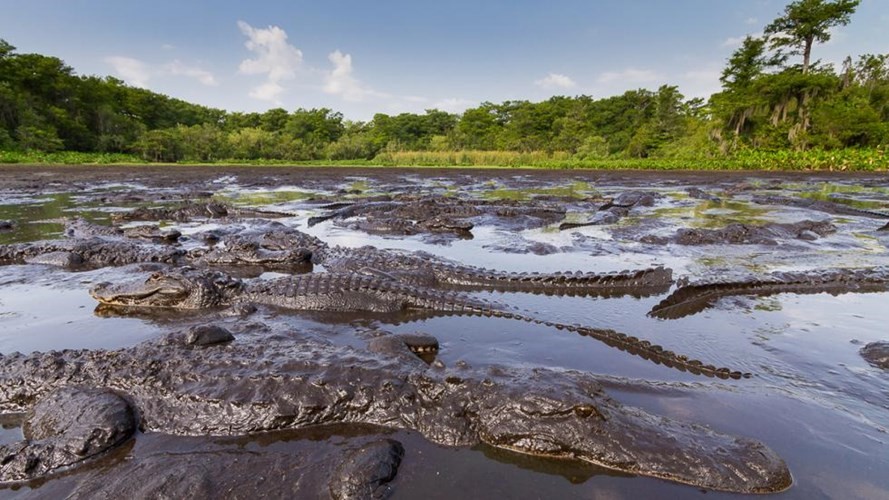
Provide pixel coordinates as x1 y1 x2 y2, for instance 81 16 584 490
1 0 887 164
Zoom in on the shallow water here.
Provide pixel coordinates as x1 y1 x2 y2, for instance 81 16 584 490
1 168 888 498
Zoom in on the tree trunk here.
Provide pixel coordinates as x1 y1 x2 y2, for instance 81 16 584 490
803 37 813 74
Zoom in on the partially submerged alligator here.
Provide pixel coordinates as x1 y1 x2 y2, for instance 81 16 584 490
111 200 293 222
640 220 837 246
559 191 659 231
90 267 744 379
649 267 889 320
0 237 186 268
751 195 889 221
0 332 792 493
1 218 673 298
307 195 567 240
0 219 313 269
210 222 675 296
64 217 182 243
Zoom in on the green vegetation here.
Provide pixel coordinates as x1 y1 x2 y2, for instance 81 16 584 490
2 0 888 170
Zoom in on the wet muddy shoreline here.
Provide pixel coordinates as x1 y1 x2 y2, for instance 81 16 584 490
2 164 887 191
1 165 888 499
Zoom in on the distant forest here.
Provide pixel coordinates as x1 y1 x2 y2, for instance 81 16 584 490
1 0 887 165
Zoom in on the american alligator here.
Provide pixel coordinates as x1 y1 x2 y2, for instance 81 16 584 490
65 217 182 243
0 220 312 269
640 220 837 246
307 195 567 236
0 238 186 268
111 200 293 223
208 222 674 296
559 191 659 231
685 187 721 202
0 332 792 493
32 430 405 499
751 194 889 221
2 218 671 299
648 267 889 320
90 267 742 378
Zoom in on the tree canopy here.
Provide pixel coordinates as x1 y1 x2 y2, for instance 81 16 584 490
0 0 886 162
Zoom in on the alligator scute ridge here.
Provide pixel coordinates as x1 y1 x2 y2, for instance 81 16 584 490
649 267 889 320
0 336 792 492
90 267 746 379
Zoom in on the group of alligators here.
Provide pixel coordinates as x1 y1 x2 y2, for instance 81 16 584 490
1 187 889 496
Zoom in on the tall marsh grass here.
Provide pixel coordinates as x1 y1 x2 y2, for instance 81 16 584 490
1 147 885 171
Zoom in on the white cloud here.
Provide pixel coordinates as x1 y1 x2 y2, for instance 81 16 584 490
431 98 476 114
534 73 577 90
679 68 723 98
597 68 661 84
324 50 385 102
105 56 218 89
745 17 759 26
249 81 285 101
723 32 763 48
161 44 175 50
167 60 218 86
237 20 303 101
105 56 151 88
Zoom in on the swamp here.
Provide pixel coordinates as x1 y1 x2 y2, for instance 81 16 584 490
0 165 887 498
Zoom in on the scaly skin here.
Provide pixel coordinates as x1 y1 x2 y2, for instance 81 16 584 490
0 335 792 493
111 201 293 222
649 267 889 320
0 238 186 268
215 223 674 296
90 267 743 379
321 246 673 297
751 195 889 220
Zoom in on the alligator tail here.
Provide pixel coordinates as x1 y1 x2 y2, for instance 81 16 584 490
443 300 749 380
439 266 673 296
649 268 889 320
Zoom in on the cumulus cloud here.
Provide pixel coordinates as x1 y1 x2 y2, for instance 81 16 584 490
105 56 218 89
679 68 723 98
534 73 577 90
167 60 218 86
597 68 661 84
723 32 763 48
431 98 476 114
105 56 152 88
237 20 303 101
323 50 385 102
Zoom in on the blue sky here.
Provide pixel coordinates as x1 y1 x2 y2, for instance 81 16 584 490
3 0 889 120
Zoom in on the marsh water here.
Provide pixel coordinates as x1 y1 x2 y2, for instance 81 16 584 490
0 166 888 499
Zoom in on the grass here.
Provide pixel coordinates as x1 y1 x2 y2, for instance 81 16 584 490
2 147 887 171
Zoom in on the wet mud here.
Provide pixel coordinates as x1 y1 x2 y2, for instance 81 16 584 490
0 165 888 498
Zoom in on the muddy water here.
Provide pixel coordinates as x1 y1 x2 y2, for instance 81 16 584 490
1 166 888 499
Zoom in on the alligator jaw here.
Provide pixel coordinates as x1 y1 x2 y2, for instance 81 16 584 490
90 282 187 307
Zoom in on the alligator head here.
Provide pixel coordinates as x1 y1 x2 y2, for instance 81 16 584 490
192 239 313 266
90 267 240 309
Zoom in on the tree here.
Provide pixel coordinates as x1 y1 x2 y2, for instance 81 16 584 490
721 37 769 90
764 0 860 74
